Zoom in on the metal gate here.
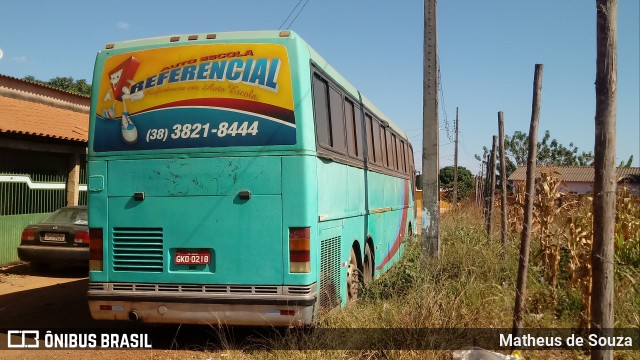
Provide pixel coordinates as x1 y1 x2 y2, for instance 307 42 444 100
0 148 87 265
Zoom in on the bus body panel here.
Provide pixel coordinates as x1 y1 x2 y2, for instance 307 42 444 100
281 155 317 286
106 157 282 197
88 31 414 326
105 192 283 285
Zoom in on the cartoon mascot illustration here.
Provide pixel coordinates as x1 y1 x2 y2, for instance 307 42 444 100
102 56 144 144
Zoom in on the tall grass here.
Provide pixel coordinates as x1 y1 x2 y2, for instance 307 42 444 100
205 203 639 360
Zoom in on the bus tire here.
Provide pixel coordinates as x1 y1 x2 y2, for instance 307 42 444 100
363 243 374 285
347 247 360 304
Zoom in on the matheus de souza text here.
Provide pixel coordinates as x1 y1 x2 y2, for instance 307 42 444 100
500 333 634 349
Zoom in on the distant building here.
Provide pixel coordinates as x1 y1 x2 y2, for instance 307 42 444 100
508 166 640 196
0 74 89 265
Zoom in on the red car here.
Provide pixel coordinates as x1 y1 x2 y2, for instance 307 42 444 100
18 206 89 271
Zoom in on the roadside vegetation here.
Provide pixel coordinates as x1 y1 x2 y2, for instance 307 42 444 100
207 193 638 360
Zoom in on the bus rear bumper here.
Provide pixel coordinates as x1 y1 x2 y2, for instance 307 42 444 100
88 283 317 327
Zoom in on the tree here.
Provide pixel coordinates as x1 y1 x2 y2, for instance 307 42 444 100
476 129 595 189
439 166 474 202
618 155 633 167
504 129 594 167
22 75 91 97
476 145 516 192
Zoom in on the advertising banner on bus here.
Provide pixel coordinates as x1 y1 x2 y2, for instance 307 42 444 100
93 43 296 152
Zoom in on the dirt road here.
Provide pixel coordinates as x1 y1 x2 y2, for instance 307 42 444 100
0 263 271 360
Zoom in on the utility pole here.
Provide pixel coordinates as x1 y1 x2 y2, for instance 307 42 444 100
484 152 491 227
422 0 440 258
479 160 486 208
591 1 617 359
512 64 543 342
499 112 508 247
487 135 497 237
453 107 459 208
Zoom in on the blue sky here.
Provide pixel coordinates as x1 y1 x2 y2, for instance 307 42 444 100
0 0 638 173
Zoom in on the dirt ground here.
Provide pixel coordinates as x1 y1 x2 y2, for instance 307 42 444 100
0 263 234 360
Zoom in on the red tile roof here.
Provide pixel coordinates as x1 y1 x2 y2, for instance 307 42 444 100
0 95 89 142
508 166 640 183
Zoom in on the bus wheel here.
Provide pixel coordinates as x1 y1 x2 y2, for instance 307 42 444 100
363 244 373 285
347 248 360 304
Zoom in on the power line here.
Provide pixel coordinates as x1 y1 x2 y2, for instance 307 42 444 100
286 0 312 29
437 56 454 143
279 0 312 30
278 0 304 30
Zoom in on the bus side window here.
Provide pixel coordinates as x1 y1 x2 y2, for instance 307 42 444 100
353 106 364 160
328 86 347 153
409 146 415 176
365 114 375 164
388 131 396 171
400 140 407 174
379 122 388 168
313 75 331 148
395 135 402 172
371 117 382 165
344 99 358 159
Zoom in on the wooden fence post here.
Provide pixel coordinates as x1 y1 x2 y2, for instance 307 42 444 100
486 136 498 237
591 1 617 359
499 112 508 247
512 64 543 341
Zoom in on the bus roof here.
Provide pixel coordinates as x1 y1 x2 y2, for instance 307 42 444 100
99 30 410 143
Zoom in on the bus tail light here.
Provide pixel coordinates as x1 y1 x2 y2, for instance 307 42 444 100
89 228 104 271
289 227 310 273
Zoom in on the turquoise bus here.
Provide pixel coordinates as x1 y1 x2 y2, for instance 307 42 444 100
87 30 416 326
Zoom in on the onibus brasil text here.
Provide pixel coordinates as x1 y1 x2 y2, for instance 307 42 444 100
7 330 152 349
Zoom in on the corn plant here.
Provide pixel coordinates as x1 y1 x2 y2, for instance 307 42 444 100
508 186 525 234
533 171 565 305
564 195 594 329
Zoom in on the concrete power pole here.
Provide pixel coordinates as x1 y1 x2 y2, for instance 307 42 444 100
422 0 440 258
453 107 459 208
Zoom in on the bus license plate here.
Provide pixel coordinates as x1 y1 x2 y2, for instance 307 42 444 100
174 251 210 265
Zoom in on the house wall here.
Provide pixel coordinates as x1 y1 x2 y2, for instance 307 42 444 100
561 182 593 194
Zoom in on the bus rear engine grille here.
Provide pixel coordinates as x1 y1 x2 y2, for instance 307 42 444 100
112 227 164 272
320 236 341 311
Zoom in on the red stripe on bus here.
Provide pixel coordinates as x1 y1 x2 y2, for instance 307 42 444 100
376 180 410 271
132 98 295 124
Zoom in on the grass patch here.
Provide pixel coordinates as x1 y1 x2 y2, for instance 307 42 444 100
205 204 639 359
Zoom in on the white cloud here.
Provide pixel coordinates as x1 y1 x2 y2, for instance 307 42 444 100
116 22 130 30
11 56 28 64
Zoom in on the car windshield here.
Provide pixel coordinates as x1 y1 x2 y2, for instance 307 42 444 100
42 208 88 226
